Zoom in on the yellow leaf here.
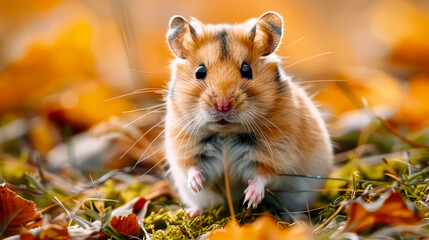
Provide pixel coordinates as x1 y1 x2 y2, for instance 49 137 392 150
208 216 313 240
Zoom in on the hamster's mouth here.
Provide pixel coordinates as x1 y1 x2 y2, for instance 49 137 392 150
216 119 229 125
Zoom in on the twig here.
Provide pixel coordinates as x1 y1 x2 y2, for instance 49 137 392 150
376 116 429 150
277 173 390 184
40 193 82 213
313 204 345 233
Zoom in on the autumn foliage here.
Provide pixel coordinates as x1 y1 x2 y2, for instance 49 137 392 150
0 185 43 238
1 0 429 239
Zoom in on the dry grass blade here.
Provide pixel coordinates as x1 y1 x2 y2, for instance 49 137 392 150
313 204 345 233
376 116 429 150
222 148 236 223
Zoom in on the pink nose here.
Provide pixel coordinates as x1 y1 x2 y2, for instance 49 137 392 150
215 99 232 113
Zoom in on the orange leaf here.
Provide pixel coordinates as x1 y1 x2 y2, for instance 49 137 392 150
0 184 43 238
110 213 139 238
208 216 313 240
39 223 71 240
344 192 423 234
396 75 429 130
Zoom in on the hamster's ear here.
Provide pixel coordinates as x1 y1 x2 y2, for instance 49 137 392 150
249 11 283 56
167 15 197 59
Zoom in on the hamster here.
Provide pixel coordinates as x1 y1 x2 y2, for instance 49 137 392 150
164 11 333 218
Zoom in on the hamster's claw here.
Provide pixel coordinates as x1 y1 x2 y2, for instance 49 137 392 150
243 177 265 209
187 166 205 194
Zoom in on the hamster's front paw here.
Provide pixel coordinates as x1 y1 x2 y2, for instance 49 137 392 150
243 177 265 209
187 166 205 193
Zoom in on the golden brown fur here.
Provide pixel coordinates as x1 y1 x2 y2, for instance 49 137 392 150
164 12 333 217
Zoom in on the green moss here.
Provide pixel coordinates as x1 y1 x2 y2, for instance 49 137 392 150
144 206 229 240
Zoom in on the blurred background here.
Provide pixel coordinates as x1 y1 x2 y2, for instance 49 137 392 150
1 0 429 177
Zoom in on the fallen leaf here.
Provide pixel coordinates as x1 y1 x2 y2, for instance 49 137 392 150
396 74 429 130
110 213 140 238
208 216 313 240
145 180 175 201
0 184 43 238
132 198 148 215
20 233 37 240
371 0 429 71
344 192 423 234
29 116 61 155
316 67 404 136
39 223 71 240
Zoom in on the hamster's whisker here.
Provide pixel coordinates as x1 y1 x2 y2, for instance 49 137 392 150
122 103 167 113
309 91 324 101
238 114 253 134
177 117 198 150
134 145 166 169
138 110 197 163
243 111 280 169
122 108 166 128
128 68 168 75
177 118 199 167
119 119 166 160
240 112 282 170
277 107 312 121
174 109 201 139
170 111 200 166
238 79 251 91
138 156 167 177
183 79 209 92
245 111 279 168
242 110 275 156
246 109 274 133
176 119 198 156
284 51 333 69
277 97 323 110
276 96 307 102
298 79 347 84
183 116 205 160
277 107 331 130
248 108 306 161
137 127 168 165
285 36 304 49
103 88 166 102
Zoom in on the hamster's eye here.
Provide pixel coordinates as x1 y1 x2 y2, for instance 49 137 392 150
195 65 207 80
241 62 253 79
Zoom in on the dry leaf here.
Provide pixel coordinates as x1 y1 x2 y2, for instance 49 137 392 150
0 184 43 238
19 214 71 240
371 0 429 70
208 216 313 240
145 180 175 201
110 213 140 238
20 233 37 240
132 198 148 215
316 67 403 116
39 223 71 240
396 75 429 130
344 192 423 234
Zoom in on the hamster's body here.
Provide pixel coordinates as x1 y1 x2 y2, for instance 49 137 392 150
164 12 333 217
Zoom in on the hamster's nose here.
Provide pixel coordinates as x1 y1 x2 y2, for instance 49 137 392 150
214 98 232 113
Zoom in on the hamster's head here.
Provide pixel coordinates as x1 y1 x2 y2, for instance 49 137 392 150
167 12 288 134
